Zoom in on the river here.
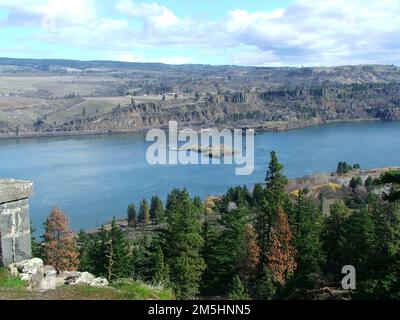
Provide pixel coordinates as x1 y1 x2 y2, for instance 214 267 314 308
1 121 400 232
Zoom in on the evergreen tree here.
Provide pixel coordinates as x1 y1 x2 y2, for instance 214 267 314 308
104 218 132 281
30 223 42 259
356 195 400 299
252 183 264 206
350 176 362 189
379 170 400 202
152 245 170 286
139 199 151 225
77 229 96 273
254 268 277 300
255 151 289 270
150 196 165 223
365 176 374 191
193 196 204 218
163 189 205 299
285 190 324 295
213 206 250 294
343 208 376 278
322 202 350 276
131 233 154 281
337 162 344 175
127 203 137 227
199 197 221 295
228 276 249 300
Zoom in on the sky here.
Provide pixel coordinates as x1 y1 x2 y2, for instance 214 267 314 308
0 0 400 66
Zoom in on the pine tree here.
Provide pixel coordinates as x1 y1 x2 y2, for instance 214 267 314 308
77 229 95 273
163 189 205 299
42 207 80 272
228 276 249 300
355 195 400 299
255 151 289 270
30 223 42 259
252 183 264 206
266 209 297 285
152 245 170 286
193 196 204 218
139 199 150 225
200 197 221 295
105 218 132 281
213 206 250 294
286 190 324 295
322 202 351 276
379 170 400 202
127 203 138 227
254 268 277 300
343 208 376 277
150 196 165 224
365 176 374 191
91 225 109 277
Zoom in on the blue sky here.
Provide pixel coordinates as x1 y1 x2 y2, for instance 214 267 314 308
0 0 399 66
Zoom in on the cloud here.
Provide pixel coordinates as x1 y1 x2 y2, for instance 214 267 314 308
0 0 97 27
116 0 185 29
108 51 198 65
1 0 400 66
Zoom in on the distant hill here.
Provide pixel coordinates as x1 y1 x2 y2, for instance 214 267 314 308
0 58 400 137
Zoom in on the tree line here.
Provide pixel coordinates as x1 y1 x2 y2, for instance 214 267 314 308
33 152 400 300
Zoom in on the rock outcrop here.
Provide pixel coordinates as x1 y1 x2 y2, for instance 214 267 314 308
8 258 109 292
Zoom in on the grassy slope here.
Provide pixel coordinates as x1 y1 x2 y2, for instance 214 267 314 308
0 268 173 300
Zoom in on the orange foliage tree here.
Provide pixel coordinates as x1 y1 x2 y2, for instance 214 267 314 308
238 224 260 286
266 209 297 285
42 207 80 272
238 224 260 279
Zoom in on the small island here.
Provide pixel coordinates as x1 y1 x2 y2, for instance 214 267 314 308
176 144 240 158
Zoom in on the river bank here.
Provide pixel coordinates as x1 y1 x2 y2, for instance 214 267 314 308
0 117 382 140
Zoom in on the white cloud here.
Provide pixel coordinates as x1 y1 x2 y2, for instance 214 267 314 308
107 51 198 65
0 0 97 26
2 0 400 66
116 0 186 29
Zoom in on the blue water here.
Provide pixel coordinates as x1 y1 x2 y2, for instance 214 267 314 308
1 121 400 232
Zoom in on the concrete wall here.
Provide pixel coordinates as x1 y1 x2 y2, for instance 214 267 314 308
0 179 33 266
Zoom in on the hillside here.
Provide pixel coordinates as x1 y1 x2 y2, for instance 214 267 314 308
1 58 400 137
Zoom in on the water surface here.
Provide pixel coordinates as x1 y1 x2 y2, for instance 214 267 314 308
1 121 399 231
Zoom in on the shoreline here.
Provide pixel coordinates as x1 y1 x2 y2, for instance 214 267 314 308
0 118 384 140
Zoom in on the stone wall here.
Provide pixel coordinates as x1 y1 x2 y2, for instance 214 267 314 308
0 179 33 266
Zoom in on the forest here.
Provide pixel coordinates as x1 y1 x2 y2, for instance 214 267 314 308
32 152 400 300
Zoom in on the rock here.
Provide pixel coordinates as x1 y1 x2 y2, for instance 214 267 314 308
30 272 56 291
9 258 44 275
73 272 95 285
20 273 32 282
60 270 78 278
91 277 109 287
64 275 80 285
43 265 57 277
63 271 109 287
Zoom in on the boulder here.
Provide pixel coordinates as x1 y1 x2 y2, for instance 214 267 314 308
63 271 109 287
91 277 109 287
30 272 56 291
9 258 44 275
43 265 57 277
